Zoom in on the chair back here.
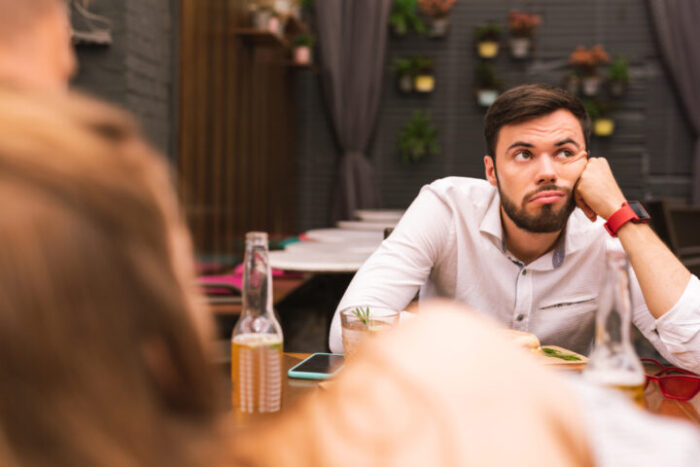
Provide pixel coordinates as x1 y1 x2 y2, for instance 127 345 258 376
663 203 700 276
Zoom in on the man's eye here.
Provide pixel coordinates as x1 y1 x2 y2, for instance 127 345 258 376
555 149 574 159
514 150 532 161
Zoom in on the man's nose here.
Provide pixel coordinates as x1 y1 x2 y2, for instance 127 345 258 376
535 154 557 185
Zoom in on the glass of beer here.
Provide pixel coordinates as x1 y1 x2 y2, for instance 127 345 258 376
340 306 400 359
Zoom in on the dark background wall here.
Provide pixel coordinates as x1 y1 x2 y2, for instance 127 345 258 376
295 0 695 231
71 0 175 158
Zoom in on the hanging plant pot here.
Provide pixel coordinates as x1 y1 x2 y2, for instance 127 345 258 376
476 89 499 107
397 73 414 94
581 75 602 96
562 74 580 96
509 37 532 59
293 46 312 65
608 80 628 98
477 41 500 59
428 16 450 38
593 118 615 137
414 73 435 93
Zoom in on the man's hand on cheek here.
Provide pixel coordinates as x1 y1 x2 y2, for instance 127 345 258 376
574 157 627 221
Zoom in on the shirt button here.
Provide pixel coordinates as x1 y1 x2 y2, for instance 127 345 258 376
516 314 525 321
522 270 527 275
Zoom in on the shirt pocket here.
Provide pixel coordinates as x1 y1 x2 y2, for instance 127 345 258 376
534 293 598 353
538 293 597 311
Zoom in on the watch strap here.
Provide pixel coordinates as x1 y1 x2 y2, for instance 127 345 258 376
604 202 643 237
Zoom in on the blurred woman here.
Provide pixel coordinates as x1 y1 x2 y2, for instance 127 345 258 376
0 88 220 466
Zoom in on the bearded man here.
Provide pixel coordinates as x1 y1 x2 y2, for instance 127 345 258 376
328 84 700 374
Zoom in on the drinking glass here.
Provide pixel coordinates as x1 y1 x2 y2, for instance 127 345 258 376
340 306 400 358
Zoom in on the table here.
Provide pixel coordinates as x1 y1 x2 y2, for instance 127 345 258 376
239 353 700 427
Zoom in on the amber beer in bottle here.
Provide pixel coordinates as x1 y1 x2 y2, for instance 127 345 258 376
231 232 284 414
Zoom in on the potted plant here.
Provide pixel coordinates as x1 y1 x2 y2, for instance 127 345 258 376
584 98 616 137
607 56 630 97
267 10 283 35
569 44 611 96
507 10 541 59
413 57 435 93
474 62 502 107
392 57 416 94
251 5 273 31
390 0 426 37
293 34 315 64
418 0 456 38
474 22 502 59
398 111 440 163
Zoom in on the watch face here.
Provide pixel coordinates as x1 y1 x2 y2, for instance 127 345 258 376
628 201 650 220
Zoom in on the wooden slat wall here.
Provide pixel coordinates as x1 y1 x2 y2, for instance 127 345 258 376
178 0 297 261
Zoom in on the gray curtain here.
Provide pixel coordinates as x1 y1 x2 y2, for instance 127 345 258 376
648 0 700 204
315 0 391 222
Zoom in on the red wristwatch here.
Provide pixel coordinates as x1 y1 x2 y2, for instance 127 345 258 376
604 201 651 237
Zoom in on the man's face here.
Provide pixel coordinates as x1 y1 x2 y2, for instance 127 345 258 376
484 109 588 233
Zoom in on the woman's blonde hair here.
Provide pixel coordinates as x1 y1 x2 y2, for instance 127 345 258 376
0 87 220 466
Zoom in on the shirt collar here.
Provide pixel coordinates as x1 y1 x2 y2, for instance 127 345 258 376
479 192 598 270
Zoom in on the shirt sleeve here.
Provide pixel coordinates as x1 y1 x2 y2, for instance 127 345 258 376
631 271 700 373
328 186 454 353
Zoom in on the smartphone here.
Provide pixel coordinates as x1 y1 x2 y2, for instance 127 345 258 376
287 353 345 380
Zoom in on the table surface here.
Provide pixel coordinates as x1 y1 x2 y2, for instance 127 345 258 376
230 353 700 427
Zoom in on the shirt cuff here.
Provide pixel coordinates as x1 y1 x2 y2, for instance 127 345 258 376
654 274 700 346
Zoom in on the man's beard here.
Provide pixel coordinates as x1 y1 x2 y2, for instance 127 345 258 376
497 179 576 233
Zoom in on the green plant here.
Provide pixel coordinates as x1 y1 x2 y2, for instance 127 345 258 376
414 56 433 73
474 62 501 89
293 34 315 47
398 111 440 163
352 307 370 325
392 57 416 75
390 0 426 35
474 21 501 42
608 57 630 83
299 0 314 8
583 98 614 119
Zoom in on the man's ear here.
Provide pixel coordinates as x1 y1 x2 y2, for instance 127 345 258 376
484 155 497 187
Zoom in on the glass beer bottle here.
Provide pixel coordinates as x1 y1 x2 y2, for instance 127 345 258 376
583 250 646 407
231 232 284 414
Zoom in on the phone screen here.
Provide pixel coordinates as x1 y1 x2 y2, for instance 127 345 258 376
291 353 344 375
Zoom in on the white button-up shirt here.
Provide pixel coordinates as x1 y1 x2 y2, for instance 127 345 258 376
329 177 700 372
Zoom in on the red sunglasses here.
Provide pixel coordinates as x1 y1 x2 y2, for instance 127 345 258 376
642 358 700 402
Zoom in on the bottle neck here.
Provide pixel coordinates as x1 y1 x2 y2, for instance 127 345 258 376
595 256 634 350
242 239 274 319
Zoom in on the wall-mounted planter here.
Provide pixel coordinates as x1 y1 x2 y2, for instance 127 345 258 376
428 16 450 38
414 74 435 93
476 89 499 107
593 118 615 137
581 75 602 96
397 73 414 94
608 80 627 98
509 37 532 59
477 41 500 59
293 46 312 64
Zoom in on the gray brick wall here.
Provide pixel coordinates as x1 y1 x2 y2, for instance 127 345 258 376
296 0 694 230
71 0 175 159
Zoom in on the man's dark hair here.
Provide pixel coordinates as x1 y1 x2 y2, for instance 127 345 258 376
484 84 591 157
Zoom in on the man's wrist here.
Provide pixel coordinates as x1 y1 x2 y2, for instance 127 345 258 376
601 198 627 220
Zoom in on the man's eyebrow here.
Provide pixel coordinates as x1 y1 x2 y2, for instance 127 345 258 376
505 141 534 151
555 138 580 147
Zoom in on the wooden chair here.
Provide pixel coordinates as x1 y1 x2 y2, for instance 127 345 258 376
662 203 700 276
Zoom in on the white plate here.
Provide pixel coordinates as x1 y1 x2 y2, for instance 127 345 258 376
353 209 404 222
